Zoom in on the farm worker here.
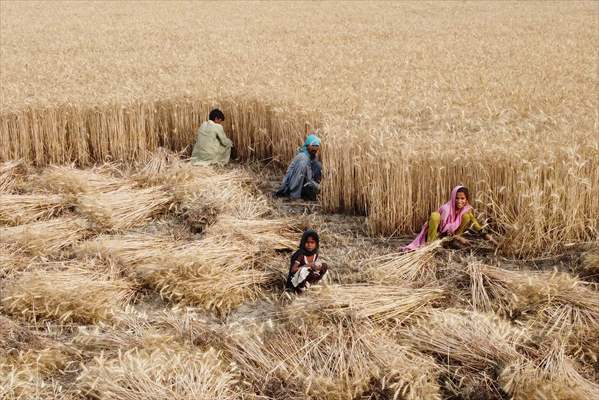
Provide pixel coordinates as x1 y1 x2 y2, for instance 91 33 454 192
274 133 322 201
286 229 328 292
191 108 233 166
403 185 498 251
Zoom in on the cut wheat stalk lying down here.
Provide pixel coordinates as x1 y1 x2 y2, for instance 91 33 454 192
0 216 90 256
1 267 135 324
290 284 444 325
0 193 69 226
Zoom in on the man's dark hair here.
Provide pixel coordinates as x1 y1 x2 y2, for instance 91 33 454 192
209 109 225 121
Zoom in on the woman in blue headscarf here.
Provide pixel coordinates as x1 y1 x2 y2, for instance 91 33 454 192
275 133 322 200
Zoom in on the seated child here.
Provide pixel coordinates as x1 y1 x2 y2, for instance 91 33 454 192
286 229 328 292
404 185 498 251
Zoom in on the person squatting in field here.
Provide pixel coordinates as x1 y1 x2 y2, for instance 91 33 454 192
286 229 328 292
404 185 498 251
275 133 322 201
191 108 233 166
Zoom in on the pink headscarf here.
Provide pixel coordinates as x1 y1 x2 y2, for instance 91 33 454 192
403 185 472 251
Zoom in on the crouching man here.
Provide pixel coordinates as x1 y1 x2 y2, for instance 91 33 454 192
191 108 233 166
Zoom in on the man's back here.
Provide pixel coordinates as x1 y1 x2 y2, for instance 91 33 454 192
191 120 232 166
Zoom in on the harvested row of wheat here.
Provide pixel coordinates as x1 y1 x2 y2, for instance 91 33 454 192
74 232 180 273
0 193 69 226
462 262 599 347
175 167 271 220
500 341 599 400
290 284 444 326
21 164 126 194
206 216 297 251
1 268 135 324
0 217 89 256
226 319 442 400
77 347 238 400
75 187 175 232
148 237 279 317
364 240 443 285
405 309 526 373
76 232 282 316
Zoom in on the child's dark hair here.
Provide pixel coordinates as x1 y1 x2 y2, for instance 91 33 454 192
209 108 225 121
457 187 470 201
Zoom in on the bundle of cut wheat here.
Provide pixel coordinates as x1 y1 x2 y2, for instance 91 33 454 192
130 147 192 188
1 269 135 324
0 245 33 279
226 319 442 400
24 164 126 194
77 347 238 400
0 366 70 400
365 240 443 285
206 216 297 251
0 217 89 256
76 187 174 231
0 193 68 226
580 245 599 278
406 309 526 372
175 168 271 220
153 263 273 317
290 284 444 325
0 160 26 193
464 261 526 315
500 341 599 400
75 232 180 272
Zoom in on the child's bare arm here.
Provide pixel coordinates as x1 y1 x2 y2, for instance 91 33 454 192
290 261 302 273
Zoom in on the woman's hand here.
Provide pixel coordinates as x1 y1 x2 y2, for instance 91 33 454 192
484 234 498 246
454 235 471 246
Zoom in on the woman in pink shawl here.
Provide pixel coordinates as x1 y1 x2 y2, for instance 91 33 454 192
404 185 497 251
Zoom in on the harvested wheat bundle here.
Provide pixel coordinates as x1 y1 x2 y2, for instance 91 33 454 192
0 160 26 193
206 216 298 251
153 263 274 317
580 245 599 277
465 261 525 315
290 284 444 325
226 321 377 399
0 193 69 226
365 240 443 285
369 339 443 400
0 366 71 400
405 309 526 373
176 168 271 220
72 325 180 359
155 307 226 349
514 272 599 339
1 269 135 324
74 232 180 273
130 148 192 188
500 341 599 400
76 187 175 231
0 245 34 279
227 319 441 400
77 347 238 400
24 164 126 194
0 217 90 256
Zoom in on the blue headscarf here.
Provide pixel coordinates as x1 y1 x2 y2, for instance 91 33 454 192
300 134 321 155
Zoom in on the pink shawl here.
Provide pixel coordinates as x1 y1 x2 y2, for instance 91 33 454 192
403 185 472 251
